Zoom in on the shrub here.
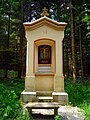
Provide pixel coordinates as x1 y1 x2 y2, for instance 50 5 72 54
0 77 32 120
7 70 18 78
0 83 31 120
0 84 21 119
15 107 30 120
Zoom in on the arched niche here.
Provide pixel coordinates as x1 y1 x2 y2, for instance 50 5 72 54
34 39 56 74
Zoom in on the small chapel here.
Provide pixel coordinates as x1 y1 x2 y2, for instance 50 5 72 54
21 7 68 105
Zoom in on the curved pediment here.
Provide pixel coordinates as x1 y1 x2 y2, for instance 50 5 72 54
23 16 67 31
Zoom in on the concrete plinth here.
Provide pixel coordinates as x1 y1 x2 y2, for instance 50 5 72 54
21 91 68 105
21 91 36 103
52 92 68 105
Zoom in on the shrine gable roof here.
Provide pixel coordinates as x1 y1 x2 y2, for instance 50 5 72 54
23 16 67 31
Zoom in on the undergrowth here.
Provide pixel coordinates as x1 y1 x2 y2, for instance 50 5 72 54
0 78 90 120
65 78 90 120
0 78 30 120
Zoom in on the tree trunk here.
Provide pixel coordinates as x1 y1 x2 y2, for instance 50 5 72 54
4 12 11 78
17 0 26 78
17 0 24 78
69 1 77 80
79 21 84 77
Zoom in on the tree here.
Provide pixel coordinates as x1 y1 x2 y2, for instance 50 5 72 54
69 1 77 79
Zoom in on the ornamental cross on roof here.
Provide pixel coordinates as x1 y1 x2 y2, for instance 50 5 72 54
41 7 49 17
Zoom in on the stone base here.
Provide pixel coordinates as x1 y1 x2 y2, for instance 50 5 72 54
52 92 68 105
21 91 68 105
21 91 36 103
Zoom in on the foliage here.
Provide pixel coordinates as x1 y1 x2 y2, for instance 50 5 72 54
65 79 90 105
15 107 30 120
7 70 18 78
0 84 21 119
0 69 18 78
79 103 90 120
65 79 90 120
0 77 24 98
54 115 62 120
0 78 30 120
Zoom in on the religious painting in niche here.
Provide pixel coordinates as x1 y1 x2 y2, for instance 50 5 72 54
38 45 51 64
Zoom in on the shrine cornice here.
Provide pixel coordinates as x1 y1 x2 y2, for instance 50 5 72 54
23 16 67 31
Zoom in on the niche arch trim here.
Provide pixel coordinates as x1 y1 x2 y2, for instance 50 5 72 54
34 38 56 74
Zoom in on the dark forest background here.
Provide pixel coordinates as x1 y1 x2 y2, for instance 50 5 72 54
0 0 90 80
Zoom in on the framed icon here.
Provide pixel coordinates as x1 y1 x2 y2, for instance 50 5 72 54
38 45 51 64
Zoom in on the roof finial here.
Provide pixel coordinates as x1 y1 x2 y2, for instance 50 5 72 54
41 7 49 17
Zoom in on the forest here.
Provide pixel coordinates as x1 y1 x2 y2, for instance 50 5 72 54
0 0 90 79
0 0 90 120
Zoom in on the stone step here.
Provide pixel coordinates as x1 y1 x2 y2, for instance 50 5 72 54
37 96 53 102
36 91 52 96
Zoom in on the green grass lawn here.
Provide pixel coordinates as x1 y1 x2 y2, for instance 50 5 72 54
0 77 90 120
